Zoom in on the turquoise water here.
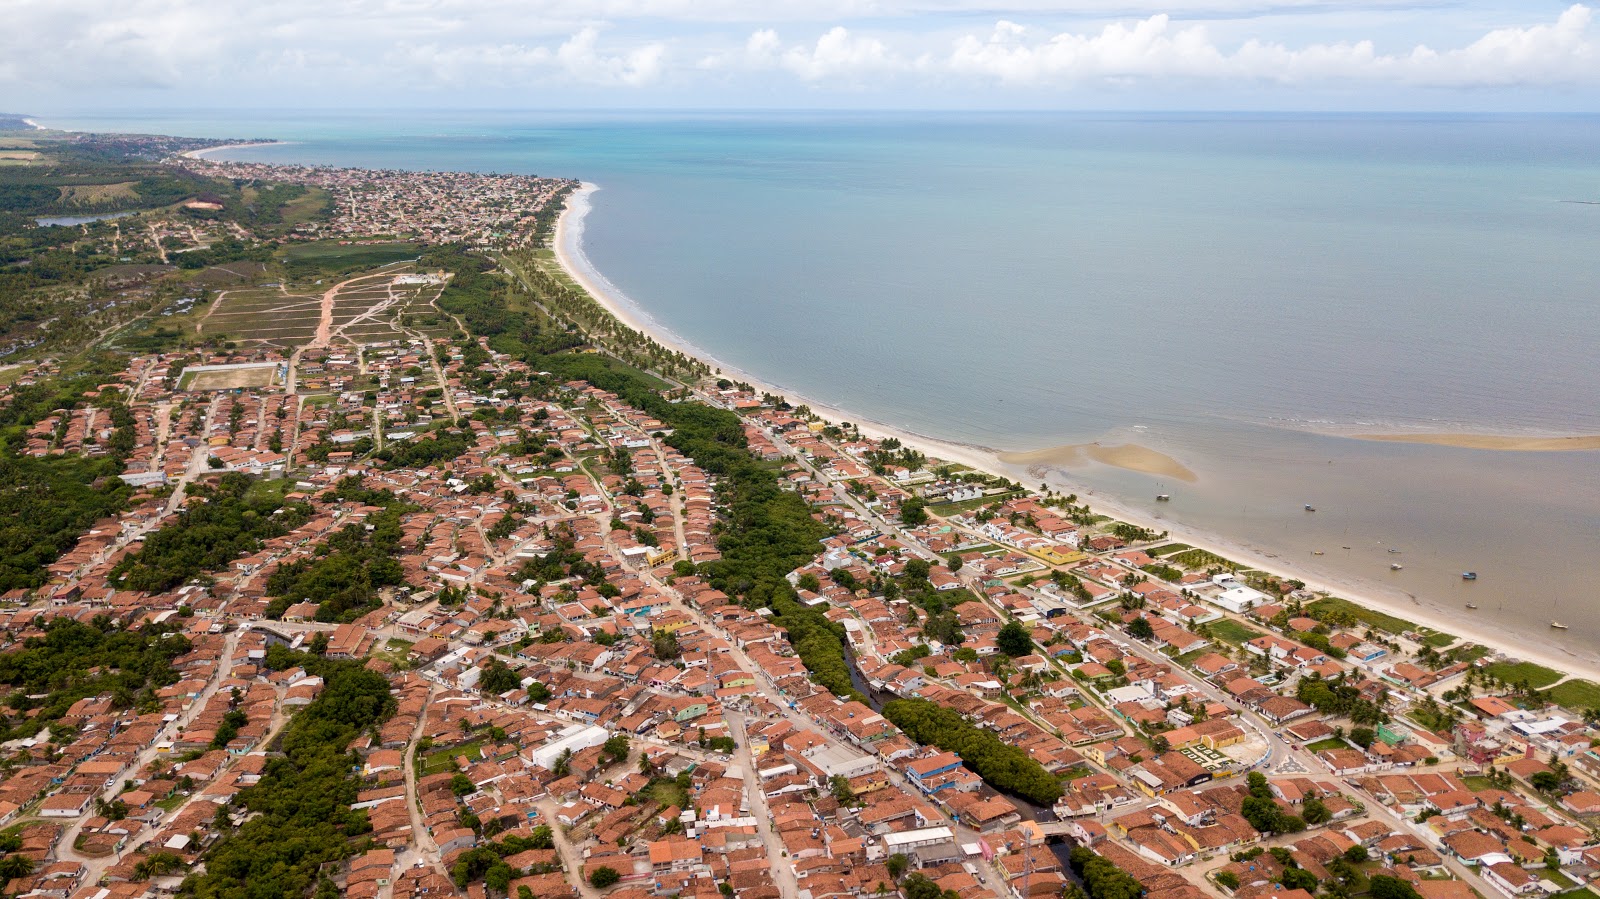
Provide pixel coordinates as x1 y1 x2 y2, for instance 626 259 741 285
53 110 1600 655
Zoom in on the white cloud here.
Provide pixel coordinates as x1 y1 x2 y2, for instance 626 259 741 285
939 5 1598 86
1 0 1597 104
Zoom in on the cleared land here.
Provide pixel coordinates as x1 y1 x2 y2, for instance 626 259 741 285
197 265 444 348
180 365 280 391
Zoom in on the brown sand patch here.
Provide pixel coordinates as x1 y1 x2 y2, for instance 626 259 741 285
999 442 1196 482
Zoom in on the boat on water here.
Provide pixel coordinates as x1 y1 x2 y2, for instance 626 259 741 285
1303 504 1316 512
1387 548 1402 554
1312 550 1325 556
1551 621 1569 630
1390 563 1404 571
1461 571 1477 580
1465 603 1478 610
1155 494 1170 502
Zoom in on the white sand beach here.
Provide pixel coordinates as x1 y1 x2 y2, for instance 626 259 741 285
182 141 288 159
552 183 1600 687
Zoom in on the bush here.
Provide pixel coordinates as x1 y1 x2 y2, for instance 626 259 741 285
589 866 621 888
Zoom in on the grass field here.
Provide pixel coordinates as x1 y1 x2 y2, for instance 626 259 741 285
418 740 483 776
1548 679 1600 712
282 240 420 274
1209 619 1262 645
58 181 138 205
1147 543 1194 557
928 491 1019 518
1169 548 1243 571
1306 738 1347 753
1306 597 1417 635
1484 660 1563 690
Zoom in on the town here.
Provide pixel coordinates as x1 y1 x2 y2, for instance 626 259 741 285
1 157 1599 899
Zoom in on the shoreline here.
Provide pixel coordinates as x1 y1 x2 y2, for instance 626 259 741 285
182 141 288 159
551 183 1600 688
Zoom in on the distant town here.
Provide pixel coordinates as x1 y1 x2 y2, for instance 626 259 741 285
1 128 1598 899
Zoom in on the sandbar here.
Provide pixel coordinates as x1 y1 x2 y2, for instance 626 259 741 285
1351 432 1600 451
1000 442 1197 482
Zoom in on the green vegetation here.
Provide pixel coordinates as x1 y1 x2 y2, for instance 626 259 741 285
111 473 304 593
1297 674 1389 726
0 616 189 742
504 242 709 382
180 648 395 899
1484 660 1563 690
1306 596 1416 635
280 240 419 276
1241 771 1306 835
1068 846 1144 899
1207 619 1262 645
1548 678 1600 712
264 483 409 623
1146 543 1193 557
1168 548 1242 571
0 364 139 590
883 698 1062 805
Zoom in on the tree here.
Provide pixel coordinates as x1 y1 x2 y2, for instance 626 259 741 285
1214 871 1239 890
451 772 475 796
1349 726 1376 749
902 873 940 899
997 620 1033 657
480 659 520 695
885 854 909 881
1126 617 1155 641
1530 770 1562 793
1302 797 1332 825
900 497 928 527
589 866 621 888
1369 875 1423 899
602 734 630 764
1343 845 1369 863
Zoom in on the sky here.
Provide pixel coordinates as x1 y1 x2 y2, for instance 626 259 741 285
4 0 1600 111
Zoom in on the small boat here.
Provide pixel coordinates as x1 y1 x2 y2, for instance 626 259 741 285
1303 504 1316 512
1341 546 1352 550
1155 494 1170 502
1465 603 1478 610
1551 621 1569 630
1312 550 1325 556
1387 548 1402 554
1461 572 1477 581
1390 563 1404 571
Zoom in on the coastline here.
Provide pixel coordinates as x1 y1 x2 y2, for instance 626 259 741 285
550 183 1600 687
182 141 288 159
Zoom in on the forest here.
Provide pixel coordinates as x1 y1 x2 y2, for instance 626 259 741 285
111 473 309 594
882 697 1063 805
180 649 396 899
0 616 189 742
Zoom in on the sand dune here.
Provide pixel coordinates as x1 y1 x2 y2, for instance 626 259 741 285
1352 433 1600 452
999 442 1197 482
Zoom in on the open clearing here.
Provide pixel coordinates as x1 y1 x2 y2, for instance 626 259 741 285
198 265 448 349
178 363 282 391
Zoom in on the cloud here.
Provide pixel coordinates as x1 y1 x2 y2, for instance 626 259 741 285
725 4 1600 88
955 5 1599 86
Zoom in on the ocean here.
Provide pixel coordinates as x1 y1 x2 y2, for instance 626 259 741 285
51 109 1600 658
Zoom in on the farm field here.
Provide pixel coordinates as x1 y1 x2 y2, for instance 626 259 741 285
196 264 452 348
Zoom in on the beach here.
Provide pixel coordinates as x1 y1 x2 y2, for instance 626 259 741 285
552 181 1600 688
182 141 287 159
